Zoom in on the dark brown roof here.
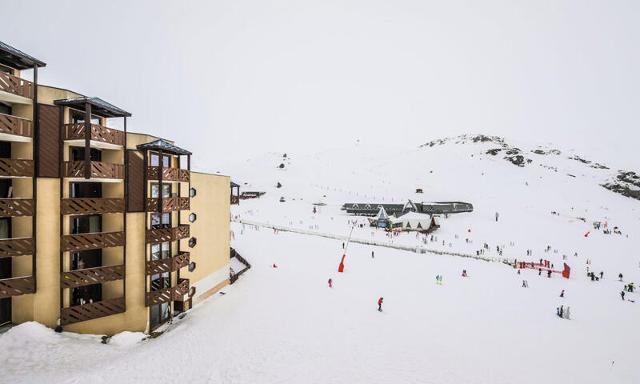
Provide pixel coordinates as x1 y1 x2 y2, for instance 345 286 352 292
54 96 131 118
137 139 191 155
0 40 46 70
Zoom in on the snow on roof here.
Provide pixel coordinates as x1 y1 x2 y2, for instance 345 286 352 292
375 206 389 220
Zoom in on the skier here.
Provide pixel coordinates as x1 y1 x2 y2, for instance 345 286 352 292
600 271 604 279
564 306 571 320
560 289 565 298
621 290 625 300
547 270 552 278
619 273 624 282
462 270 468 277
272 263 278 268
539 268 542 276
495 212 499 222
378 297 384 312
522 280 528 288
342 242 345 249
371 250 375 259
328 278 333 288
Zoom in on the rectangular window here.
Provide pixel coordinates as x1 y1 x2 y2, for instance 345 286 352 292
150 183 171 198
150 213 171 229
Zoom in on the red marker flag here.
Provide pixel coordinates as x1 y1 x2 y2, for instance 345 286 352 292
338 254 346 273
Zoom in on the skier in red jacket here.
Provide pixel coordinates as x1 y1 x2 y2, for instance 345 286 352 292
378 297 384 312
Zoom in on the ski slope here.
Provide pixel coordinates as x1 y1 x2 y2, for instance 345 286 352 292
1 134 639 383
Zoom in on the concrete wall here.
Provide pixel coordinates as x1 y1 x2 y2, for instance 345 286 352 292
12 178 60 327
181 172 230 303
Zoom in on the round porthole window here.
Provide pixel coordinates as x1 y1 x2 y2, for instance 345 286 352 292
188 261 197 272
188 237 197 248
189 213 197 223
189 286 196 297
189 187 197 198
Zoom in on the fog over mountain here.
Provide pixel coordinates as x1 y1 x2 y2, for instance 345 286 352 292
1 0 638 169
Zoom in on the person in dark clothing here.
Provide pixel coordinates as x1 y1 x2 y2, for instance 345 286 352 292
619 273 624 282
560 289 565 298
378 297 384 312
538 268 542 276
600 271 604 279
621 291 626 300
371 250 375 259
547 270 552 278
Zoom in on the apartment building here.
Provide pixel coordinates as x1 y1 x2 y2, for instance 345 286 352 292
0 41 236 335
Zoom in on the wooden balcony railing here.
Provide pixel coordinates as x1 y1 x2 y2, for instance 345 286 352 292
61 198 124 215
64 161 124 180
174 278 190 301
62 231 125 252
0 71 33 99
146 252 190 275
146 196 190 212
60 297 125 325
145 278 190 306
146 224 190 243
0 113 32 138
0 237 33 258
0 198 34 217
0 159 34 178
147 167 190 182
0 275 35 298
61 265 125 289
63 123 125 146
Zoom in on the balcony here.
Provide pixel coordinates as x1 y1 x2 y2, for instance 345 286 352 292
0 113 32 142
61 198 124 215
61 265 124 289
147 167 190 182
0 71 33 103
60 297 125 325
146 252 190 275
63 123 125 149
0 198 34 217
62 231 125 252
64 161 124 181
0 159 34 178
0 237 33 258
0 275 35 298
146 224 190 243
145 278 190 306
146 196 190 212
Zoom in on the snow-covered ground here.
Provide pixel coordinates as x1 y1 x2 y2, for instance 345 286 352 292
1 134 639 383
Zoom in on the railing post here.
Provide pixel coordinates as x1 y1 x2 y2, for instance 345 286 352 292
84 103 92 179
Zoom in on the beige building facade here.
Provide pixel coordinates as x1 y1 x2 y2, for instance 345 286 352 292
0 41 234 335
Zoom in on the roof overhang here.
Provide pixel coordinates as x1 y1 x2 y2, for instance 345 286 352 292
0 40 46 70
54 96 131 118
137 139 191 156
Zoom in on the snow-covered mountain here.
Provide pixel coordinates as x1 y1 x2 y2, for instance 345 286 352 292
228 133 640 279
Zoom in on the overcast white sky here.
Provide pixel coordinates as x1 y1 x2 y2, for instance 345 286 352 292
2 0 638 169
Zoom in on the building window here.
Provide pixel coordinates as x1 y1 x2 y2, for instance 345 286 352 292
189 187 197 198
188 262 196 272
151 242 170 261
189 213 197 223
151 213 171 229
188 237 197 248
151 183 172 198
150 152 171 168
